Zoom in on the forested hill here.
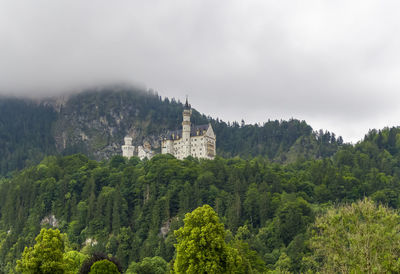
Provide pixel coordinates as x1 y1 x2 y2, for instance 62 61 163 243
0 98 57 175
0 85 342 175
2 126 400 272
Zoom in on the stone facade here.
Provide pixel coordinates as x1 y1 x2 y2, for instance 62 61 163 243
161 99 216 160
138 142 155 160
122 137 154 160
122 99 216 160
122 137 134 158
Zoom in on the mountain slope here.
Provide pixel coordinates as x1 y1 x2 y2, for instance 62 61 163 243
0 85 342 175
1 129 399 272
0 98 57 175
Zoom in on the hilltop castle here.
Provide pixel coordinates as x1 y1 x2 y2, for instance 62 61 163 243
122 99 216 160
161 99 216 160
122 138 154 160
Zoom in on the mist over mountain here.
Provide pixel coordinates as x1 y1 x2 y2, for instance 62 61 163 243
3 1 400 272
0 85 342 176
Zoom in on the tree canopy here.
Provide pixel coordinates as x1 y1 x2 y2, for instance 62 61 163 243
2 125 400 272
126 256 168 274
89 259 120 274
305 198 400 273
0 87 343 176
174 205 241 273
16 228 66 274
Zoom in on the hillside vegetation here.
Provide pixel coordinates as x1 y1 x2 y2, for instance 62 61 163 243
1 126 400 272
0 98 57 175
0 86 341 176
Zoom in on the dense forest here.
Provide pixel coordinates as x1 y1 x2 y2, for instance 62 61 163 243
0 86 342 176
0 98 57 175
1 126 400 273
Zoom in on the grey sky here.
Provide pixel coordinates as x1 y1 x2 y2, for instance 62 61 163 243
1 0 400 142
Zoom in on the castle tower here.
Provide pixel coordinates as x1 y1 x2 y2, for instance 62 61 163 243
122 137 134 158
182 97 192 158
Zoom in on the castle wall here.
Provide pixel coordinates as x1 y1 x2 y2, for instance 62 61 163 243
138 146 153 160
164 134 215 160
161 139 174 154
122 145 134 158
159 101 216 160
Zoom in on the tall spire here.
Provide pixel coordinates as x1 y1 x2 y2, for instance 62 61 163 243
184 95 191 109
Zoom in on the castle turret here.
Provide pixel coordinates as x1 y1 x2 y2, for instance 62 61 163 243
161 137 174 154
182 97 192 158
122 137 134 158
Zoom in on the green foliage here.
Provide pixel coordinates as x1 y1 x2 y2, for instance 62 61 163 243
63 251 88 274
2 124 400 273
273 252 292 273
59 88 342 162
231 226 266 274
79 253 122 274
214 120 341 161
174 205 242 273
16 228 65 274
0 98 57 176
0 87 344 176
89 259 120 274
10 88 400 272
275 197 313 245
305 198 400 273
126 256 168 274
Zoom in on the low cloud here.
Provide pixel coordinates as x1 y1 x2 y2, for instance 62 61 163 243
0 0 399 142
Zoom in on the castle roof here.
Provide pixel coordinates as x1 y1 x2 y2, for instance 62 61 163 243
163 124 210 140
184 97 191 110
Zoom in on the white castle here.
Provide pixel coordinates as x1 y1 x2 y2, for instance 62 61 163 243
122 99 216 160
122 137 135 158
122 137 154 160
161 99 216 160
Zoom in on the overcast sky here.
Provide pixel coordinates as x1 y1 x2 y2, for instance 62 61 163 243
1 0 400 143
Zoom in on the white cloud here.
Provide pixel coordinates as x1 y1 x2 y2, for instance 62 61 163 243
0 0 399 142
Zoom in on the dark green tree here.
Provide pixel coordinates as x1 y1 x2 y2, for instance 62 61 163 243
126 256 168 274
89 259 120 274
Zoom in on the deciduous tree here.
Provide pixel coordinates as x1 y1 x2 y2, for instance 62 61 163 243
174 204 242 273
305 198 400 273
16 228 66 274
126 256 168 274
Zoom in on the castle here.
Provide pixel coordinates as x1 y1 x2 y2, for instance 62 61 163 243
161 99 216 160
122 99 216 160
122 138 154 160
